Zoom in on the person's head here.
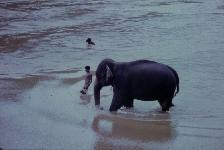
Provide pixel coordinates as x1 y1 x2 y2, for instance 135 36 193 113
85 66 90 72
86 38 91 44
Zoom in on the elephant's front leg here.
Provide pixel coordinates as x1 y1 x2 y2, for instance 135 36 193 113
109 92 127 112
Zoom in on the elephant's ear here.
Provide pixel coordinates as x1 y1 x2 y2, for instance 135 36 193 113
106 65 113 82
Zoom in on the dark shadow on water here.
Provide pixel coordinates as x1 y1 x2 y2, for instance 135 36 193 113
139 0 203 7
60 76 83 86
40 68 81 74
217 5 224 10
178 0 203 4
0 75 54 102
126 11 168 23
60 71 95 86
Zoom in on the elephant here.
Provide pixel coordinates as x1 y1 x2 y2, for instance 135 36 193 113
94 58 179 112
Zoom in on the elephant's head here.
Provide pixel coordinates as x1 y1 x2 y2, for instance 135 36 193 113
94 59 115 106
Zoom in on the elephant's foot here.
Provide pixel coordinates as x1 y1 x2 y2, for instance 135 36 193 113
110 92 128 112
159 100 171 112
109 106 120 112
162 106 169 112
170 102 175 107
109 102 122 112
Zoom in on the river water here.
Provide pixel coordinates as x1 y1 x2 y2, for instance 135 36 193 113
0 0 224 149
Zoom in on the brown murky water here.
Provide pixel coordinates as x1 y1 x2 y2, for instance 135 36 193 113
1 0 224 149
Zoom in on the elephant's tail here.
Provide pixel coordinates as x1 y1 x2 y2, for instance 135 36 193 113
167 66 179 96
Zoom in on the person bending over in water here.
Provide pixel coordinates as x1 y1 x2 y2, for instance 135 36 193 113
86 38 95 48
80 66 92 94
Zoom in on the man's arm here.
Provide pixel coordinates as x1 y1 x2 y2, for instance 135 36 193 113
83 74 92 89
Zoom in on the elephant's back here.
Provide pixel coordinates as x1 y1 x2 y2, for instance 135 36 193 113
117 60 176 86
127 61 172 77
126 61 176 92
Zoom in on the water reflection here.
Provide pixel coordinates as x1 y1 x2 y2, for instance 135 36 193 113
80 94 91 105
94 138 144 150
92 113 176 146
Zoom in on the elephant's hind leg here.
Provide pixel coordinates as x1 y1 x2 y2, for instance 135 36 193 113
158 98 172 112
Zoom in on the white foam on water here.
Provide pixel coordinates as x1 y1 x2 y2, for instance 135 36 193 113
0 79 97 149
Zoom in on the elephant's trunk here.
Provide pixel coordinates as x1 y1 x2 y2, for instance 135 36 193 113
94 79 101 106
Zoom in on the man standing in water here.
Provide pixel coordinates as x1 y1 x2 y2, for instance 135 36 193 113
86 38 95 48
80 66 92 94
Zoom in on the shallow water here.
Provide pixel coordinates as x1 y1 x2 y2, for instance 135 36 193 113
1 0 224 149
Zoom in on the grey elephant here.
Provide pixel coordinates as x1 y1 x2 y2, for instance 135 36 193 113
94 59 179 112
